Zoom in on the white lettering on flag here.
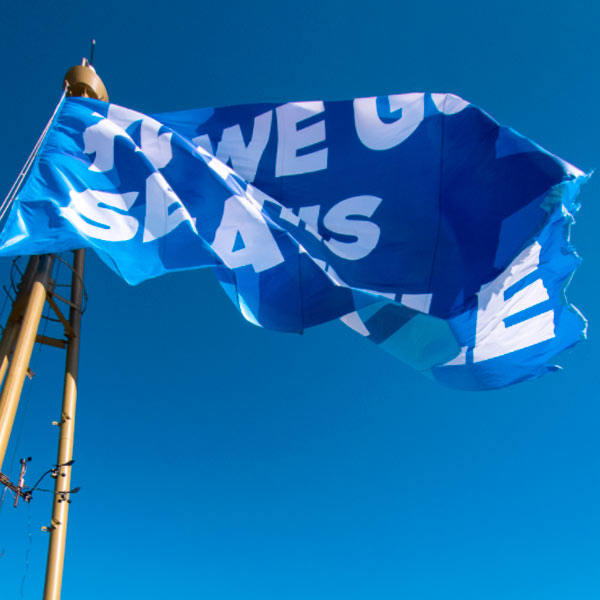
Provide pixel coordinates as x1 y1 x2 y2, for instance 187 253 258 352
298 206 321 241
143 173 197 243
83 117 125 172
323 195 382 260
214 111 272 183
61 189 139 242
83 105 173 172
473 241 554 362
353 94 424 151
211 195 284 273
275 101 328 176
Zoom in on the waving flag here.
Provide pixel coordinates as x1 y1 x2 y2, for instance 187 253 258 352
0 93 588 389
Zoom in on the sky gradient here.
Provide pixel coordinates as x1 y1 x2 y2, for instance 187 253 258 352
0 1 599 598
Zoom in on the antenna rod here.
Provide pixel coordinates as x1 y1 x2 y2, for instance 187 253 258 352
89 39 96 67
13 457 31 508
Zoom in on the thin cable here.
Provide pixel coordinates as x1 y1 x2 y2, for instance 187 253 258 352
0 126 50 219
6 367 35 477
0 484 7 513
38 256 58 341
24 468 54 493
0 131 46 218
0 90 65 215
0 91 66 223
26 460 76 495
19 502 33 599
26 487 79 495
0 282 11 328
0 131 46 215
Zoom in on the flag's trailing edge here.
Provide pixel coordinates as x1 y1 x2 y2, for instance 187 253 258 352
0 93 588 390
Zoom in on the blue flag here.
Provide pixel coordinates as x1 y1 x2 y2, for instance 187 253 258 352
0 93 588 389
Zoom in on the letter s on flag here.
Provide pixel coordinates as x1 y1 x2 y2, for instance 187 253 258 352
60 189 139 242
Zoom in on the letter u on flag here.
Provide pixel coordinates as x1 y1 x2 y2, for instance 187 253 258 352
0 92 588 390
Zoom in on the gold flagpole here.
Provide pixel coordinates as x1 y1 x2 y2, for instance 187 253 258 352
0 255 55 467
0 50 108 599
42 249 85 600
42 56 108 600
0 257 40 389
0 54 107 472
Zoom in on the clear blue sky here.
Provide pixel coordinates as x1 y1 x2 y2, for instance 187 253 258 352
0 1 599 598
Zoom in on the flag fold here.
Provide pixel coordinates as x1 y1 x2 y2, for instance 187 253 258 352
0 93 588 389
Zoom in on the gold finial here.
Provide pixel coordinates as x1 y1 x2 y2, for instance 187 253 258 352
63 48 109 102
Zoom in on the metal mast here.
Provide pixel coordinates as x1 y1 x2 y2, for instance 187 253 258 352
44 55 108 600
0 55 108 600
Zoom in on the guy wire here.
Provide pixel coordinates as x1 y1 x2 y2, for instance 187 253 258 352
0 90 66 225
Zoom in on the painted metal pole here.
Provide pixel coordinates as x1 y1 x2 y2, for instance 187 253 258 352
0 254 54 470
0 256 40 388
43 58 108 600
43 249 85 600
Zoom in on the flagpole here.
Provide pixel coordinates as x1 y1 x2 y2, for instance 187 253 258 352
0 254 54 465
0 255 55 468
0 257 40 390
42 59 108 600
0 56 107 474
42 249 85 600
